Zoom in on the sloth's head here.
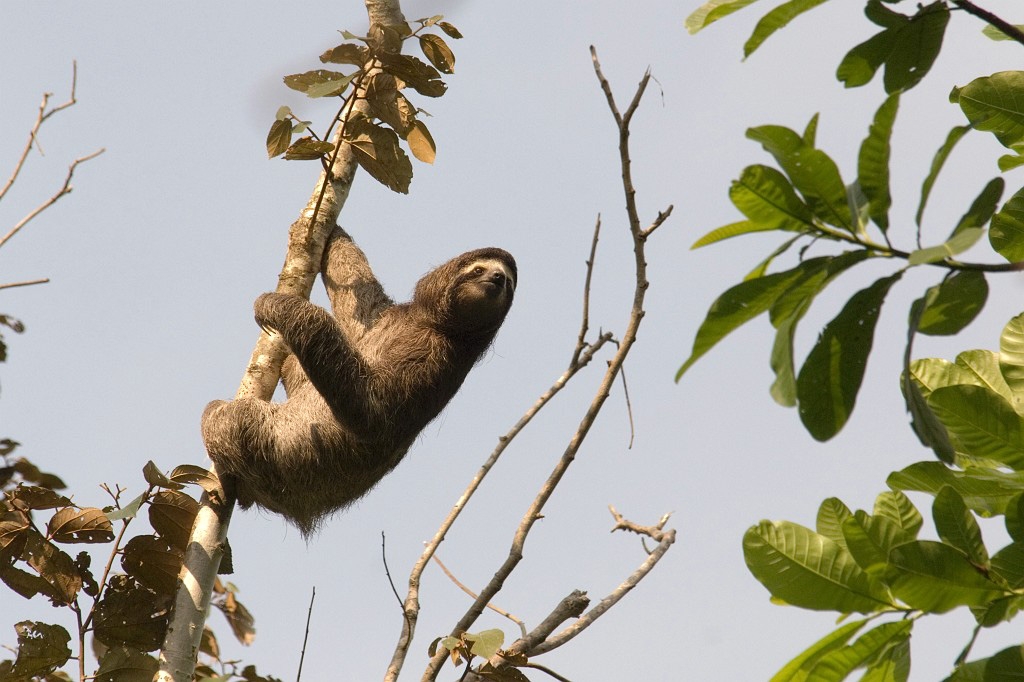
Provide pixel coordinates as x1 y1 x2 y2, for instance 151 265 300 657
415 248 516 335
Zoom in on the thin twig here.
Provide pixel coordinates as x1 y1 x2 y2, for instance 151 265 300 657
431 553 527 638
382 532 406 610
950 0 1024 45
0 148 106 251
618 361 635 449
296 586 316 682
571 215 601 367
0 278 49 291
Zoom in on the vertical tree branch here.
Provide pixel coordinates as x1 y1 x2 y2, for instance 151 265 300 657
156 2 407 680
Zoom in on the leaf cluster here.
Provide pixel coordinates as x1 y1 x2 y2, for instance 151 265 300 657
0 461 265 682
266 15 461 194
680 2 1024 444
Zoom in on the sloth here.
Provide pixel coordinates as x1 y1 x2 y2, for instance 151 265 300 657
201 226 516 535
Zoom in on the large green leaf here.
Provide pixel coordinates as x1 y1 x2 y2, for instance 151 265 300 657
916 271 989 336
928 385 1024 468
858 93 899 233
999 313 1024 413
952 177 1004 237
797 272 902 441
933 487 989 567
816 497 853 549
888 462 1024 517
744 520 893 613
768 251 872 406
685 0 761 33
836 1 949 94
990 542 1024 588
954 71 1024 151
677 259 826 379
907 227 986 265
743 0 831 58
804 620 912 682
747 125 853 231
989 185 1024 263
956 350 1014 401
691 220 779 248
873 490 923 537
730 164 817 230
859 636 910 682
842 512 913 578
888 540 1005 612
916 125 971 226
769 619 869 682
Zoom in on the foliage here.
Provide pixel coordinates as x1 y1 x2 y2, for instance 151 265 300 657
685 0 1024 678
266 15 461 194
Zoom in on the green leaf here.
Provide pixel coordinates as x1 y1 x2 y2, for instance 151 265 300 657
691 220 779 249
746 125 853 230
952 177 1004 237
928 385 1024 468
874 490 923 537
805 620 912 681
933 487 989 566
983 24 1024 41
1000 312 1024 412
743 0 830 58
729 164 816 230
685 0 761 34
816 497 853 549
744 520 892 613
957 350 1014 401
858 93 899 233
998 152 1024 172
888 540 1005 612
907 227 985 265
768 619 869 682
768 251 872 406
990 185 1024 263
990 542 1024 588
677 262 819 380
1006 493 1024 542
859 636 910 682
916 271 989 336
797 273 902 441
916 125 971 226
842 512 911 578
887 461 1024 517
955 71 1024 151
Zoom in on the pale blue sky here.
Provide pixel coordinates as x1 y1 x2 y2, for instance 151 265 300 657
2 1 1022 679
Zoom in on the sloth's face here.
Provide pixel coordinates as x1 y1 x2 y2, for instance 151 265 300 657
453 257 515 324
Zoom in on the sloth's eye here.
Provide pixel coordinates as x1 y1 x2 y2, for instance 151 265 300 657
473 266 485 275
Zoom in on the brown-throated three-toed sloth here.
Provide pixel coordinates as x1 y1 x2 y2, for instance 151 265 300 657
201 226 516 535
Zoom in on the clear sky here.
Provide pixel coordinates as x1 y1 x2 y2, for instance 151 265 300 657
2 1 1023 680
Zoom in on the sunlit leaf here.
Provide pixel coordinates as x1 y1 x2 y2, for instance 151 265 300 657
874 490 923 538
743 0 830 58
744 520 892 613
991 185 1024 263
266 119 292 158
816 497 853 549
805 620 912 681
907 227 985 265
928 385 1024 468
888 540 1005 612
888 461 1024 517
419 34 455 74
955 71 1024 150
858 93 899 233
283 69 355 98
685 0 761 34
797 272 902 441
691 220 779 248
859 635 910 682
729 164 816 230
768 619 868 682
933 487 988 566
406 120 436 164
1000 313 1024 413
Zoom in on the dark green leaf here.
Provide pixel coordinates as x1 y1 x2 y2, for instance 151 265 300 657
933 487 989 566
729 164 816 230
744 520 892 613
953 177 1004 237
917 125 971 226
797 272 902 441
888 540 1005 612
858 93 899 233
917 271 989 336
743 0 830 58
990 542 1024 588
676 263 816 380
881 1 948 93
747 125 853 230
928 385 1024 468
1005 493 1024 542
990 185 1024 263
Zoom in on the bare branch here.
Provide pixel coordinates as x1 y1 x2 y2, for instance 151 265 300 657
296 586 315 682
0 148 105 251
432 553 527 638
571 215 602 367
950 0 1024 46
0 278 49 291
421 47 673 680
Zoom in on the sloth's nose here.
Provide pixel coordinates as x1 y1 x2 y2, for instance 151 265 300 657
489 271 506 284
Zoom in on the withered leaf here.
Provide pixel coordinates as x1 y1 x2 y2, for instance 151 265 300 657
142 461 180 490
148 490 199 551
266 119 292 159
0 561 51 599
105 490 146 522
93 645 159 682
169 464 220 494
0 438 18 456
215 590 256 645
48 507 114 544
407 121 436 164
10 621 72 680
199 627 220 659
438 22 463 39
0 517 30 552
419 34 455 74
377 53 447 98
284 137 335 161
75 551 100 597
121 535 182 596
93 577 171 652
7 485 71 511
344 119 412 194
283 69 355 98
319 43 368 66
23 530 81 605
239 664 285 682
366 75 416 136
